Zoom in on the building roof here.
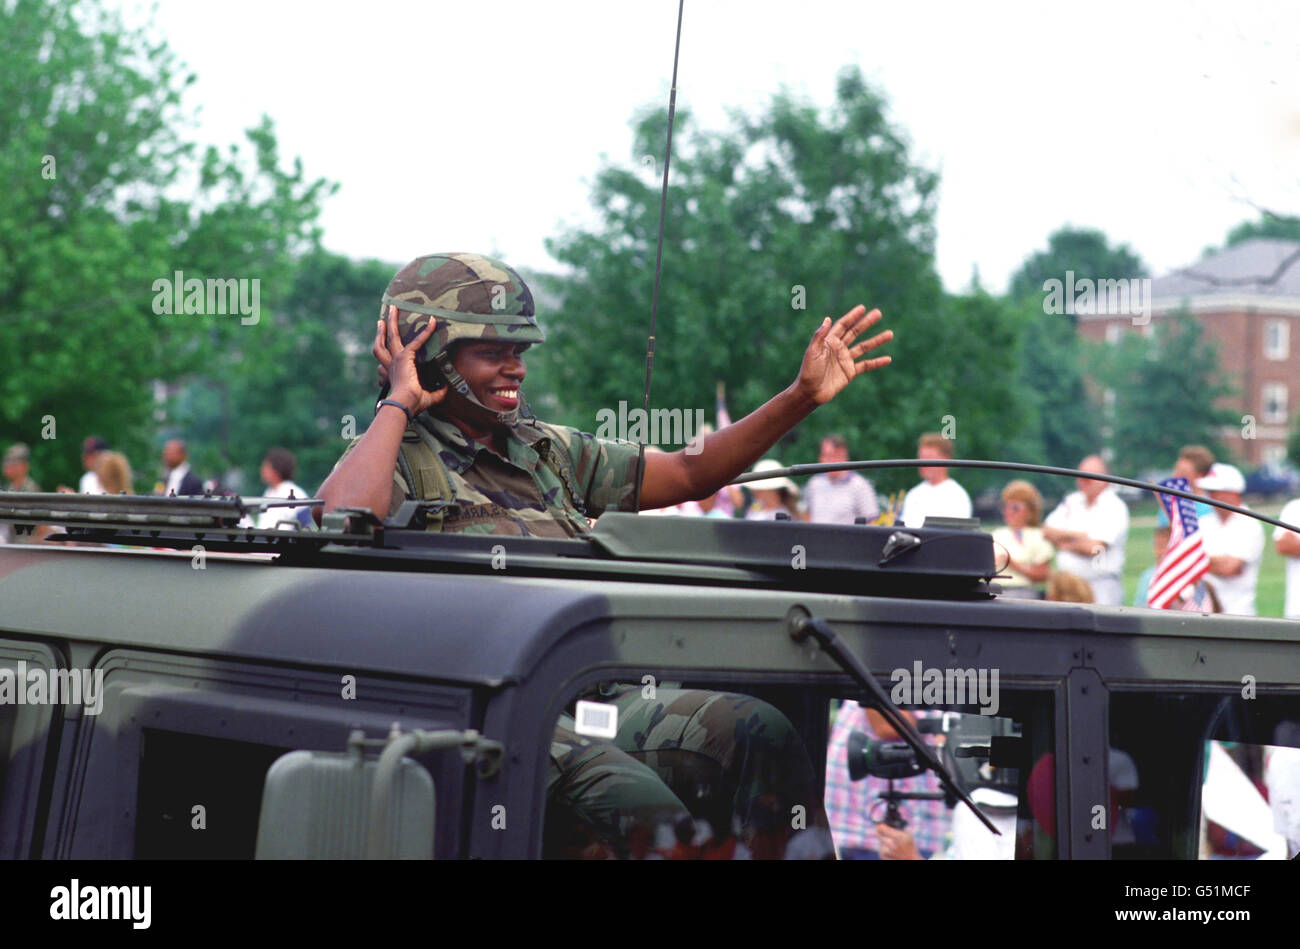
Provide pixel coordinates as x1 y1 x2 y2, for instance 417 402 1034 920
1152 237 1300 304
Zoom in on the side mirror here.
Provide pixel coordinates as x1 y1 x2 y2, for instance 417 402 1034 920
255 729 435 859
254 726 502 859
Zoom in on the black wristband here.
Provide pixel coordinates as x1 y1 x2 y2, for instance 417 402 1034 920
376 398 414 423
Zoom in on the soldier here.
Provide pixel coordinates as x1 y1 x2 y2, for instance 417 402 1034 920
319 253 894 856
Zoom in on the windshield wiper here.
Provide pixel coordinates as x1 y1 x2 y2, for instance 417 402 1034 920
788 611 1001 836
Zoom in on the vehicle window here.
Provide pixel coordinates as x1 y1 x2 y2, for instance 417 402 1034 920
826 691 1056 861
1110 693 1300 859
1199 736 1300 859
544 682 830 859
542 682 1055 860
135 729 290 859
0 646 59 858
64 652 473 859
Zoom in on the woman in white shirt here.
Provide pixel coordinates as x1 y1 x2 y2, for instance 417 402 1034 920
256 447 310 530
991 480 1054 599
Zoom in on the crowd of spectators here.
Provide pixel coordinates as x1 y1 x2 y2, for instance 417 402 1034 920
643 433 1300 622
0 435 312 542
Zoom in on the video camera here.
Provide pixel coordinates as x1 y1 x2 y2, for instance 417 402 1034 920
846 712 1022 830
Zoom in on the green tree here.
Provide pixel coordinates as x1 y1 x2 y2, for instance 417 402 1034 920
171 250 398 492
539 67 1031 497
0 0 197 487
1223 212 1300 248
0 0 335 490
1008 227 1148 303
1006 227 1149 478
1084 317 1237 477
1016 317 1101 474
156 123 341 489
931 286 1040 497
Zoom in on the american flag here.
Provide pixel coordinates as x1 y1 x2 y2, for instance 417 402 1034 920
1147 477 1211 609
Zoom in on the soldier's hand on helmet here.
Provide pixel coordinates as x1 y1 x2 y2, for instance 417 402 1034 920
794 305 892 405
374 305 446 415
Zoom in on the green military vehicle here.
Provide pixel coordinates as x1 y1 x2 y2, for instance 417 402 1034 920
0 483 1297 861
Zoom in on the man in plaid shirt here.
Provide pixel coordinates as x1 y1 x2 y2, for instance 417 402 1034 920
824 700 951 859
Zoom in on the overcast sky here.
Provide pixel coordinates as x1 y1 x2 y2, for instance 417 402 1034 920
112 0 1300 293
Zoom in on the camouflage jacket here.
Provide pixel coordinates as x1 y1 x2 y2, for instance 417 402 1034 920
337 411 640 538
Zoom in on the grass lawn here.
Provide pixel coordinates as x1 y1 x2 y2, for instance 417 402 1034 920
1122 500 1292 618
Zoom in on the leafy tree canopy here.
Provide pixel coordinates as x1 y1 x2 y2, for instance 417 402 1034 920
1004 225 1152 483
172 250 400 493
1084 317 1238 477
1223 212 1300 248
538 67 1031 496
0 0 334 490
1008 226 1148 303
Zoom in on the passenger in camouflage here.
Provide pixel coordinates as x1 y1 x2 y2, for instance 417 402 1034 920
341 405 634 538
323 253 639 535
319 252 893 857
546 687 827 859
319 251 893 533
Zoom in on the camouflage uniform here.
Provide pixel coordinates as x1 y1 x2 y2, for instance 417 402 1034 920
337 412 639 537
546 687 829 859
339 253 829 856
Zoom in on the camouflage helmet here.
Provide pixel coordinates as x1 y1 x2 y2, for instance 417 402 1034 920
381 253 544 425
383 253 544 356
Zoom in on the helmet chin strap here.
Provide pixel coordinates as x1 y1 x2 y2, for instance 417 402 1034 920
433 350 522 427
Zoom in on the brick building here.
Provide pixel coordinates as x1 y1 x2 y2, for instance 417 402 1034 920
1076 238 1300 468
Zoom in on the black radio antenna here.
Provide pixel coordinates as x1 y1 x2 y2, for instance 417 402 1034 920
632 0 685 513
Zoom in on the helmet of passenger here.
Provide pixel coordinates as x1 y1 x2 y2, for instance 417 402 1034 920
381 252 544 424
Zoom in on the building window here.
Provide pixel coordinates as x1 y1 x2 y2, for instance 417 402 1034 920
1265 321 1290 361
1262 383 1288 424
1263 444 1287 467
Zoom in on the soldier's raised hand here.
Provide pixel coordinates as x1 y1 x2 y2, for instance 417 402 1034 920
793 305 892 406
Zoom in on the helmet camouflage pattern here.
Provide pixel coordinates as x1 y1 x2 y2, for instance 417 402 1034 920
381 253 544 425
382 253 545 359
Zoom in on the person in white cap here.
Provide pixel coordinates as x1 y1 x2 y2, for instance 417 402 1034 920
1197 462 1264 616
744 459 803 520
1275 493 1300 620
